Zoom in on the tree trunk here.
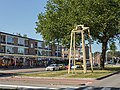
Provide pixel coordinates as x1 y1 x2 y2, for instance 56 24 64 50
100 41 108 69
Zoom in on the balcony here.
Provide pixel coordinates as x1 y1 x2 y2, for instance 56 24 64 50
18 37 25 47
18 44 25 46
25 44 29 47
0 40 6 44
0 35 6 44
0 51 5 53
35 46 38 48
7 42 14 45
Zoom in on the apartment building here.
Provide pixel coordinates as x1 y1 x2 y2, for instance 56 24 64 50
0 32 62 68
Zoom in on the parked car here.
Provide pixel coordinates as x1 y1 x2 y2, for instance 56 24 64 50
58 64 66 70
71 65 80 69
65 64 73 69
46 64 59 71
93 63 99 67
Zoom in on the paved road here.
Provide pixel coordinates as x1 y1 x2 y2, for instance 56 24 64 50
76 72 120 90
90 72 120 88
76 86 120 90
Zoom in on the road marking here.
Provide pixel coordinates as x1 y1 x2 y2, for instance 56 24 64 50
0 84 56 89
83 86 94 90
0 84 80 90
101 87 111 90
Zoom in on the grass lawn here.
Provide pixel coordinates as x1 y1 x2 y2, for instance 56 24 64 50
19 66 120 79
21 70 67 77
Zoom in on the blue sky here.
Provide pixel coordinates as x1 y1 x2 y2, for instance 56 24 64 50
0 0 119 52
0 0 46 40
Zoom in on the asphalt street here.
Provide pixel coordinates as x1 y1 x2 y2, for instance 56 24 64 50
90 72 120 88
76 71 120 90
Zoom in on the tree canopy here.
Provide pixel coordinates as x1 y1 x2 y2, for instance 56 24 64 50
35 0 120 69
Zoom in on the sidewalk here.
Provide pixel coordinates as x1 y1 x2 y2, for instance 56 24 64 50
0 76 96 87
0 67 45 74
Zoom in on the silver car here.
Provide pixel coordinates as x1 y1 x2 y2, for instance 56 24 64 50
46 64 59 71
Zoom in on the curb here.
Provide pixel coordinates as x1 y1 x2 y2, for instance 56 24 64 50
96 71 120 80
14 76 96 80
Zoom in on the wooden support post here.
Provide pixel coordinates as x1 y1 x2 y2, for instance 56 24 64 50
68 31 73 74
82 31 87 73
88 29 93 72
73 32 76 73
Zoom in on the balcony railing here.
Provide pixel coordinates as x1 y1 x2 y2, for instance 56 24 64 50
7 42 14 45
18 44 25 46
25 44 29 47
0 41 6 44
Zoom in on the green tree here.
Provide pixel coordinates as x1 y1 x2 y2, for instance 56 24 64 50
35 0 120 69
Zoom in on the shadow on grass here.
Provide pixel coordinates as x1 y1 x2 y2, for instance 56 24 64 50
0 73 18 77
105 67 120 71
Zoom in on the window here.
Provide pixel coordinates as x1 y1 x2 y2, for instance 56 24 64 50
35 50 38 55
25 49 29 55
0 35 6 43
18 47 24 54
18 38 25 45
38 41 43 48
25 40 29 46
44 50 49 56
31 43 33 48
45 45 49 49
56 45 61 51
7 36 13 44
38 49 42 56
7 46 13 54
0 46 6 53
35 42 37 48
